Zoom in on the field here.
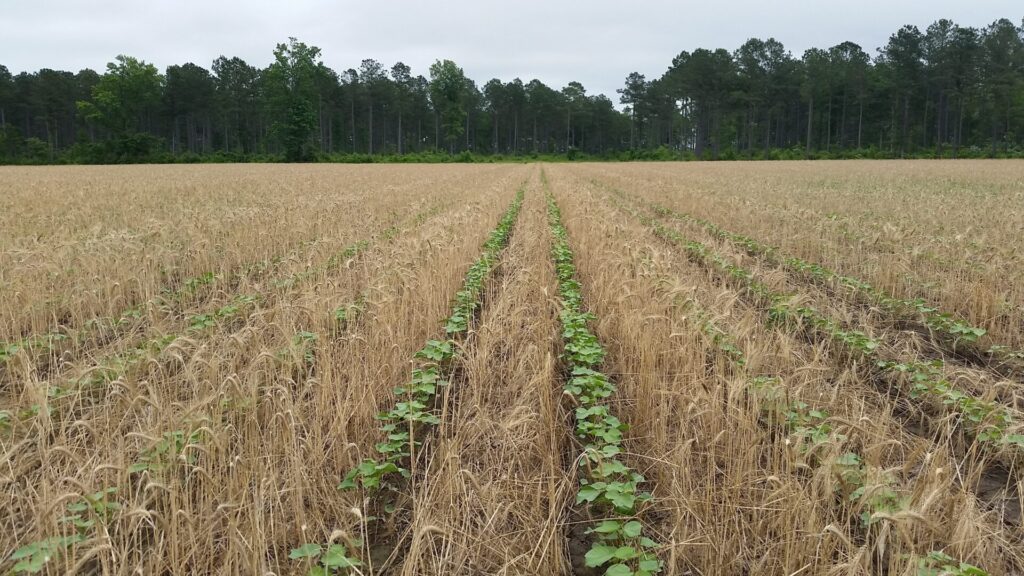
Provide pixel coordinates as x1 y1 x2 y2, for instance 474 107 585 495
1 161 1023 576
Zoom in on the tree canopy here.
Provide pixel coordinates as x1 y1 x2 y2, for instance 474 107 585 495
1 16 1023 163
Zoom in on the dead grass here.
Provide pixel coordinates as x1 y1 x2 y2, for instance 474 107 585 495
1 161 1022 575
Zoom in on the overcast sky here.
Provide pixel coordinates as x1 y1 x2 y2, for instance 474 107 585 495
2 1 1021 102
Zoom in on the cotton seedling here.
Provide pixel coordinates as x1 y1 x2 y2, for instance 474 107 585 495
545 187 664 575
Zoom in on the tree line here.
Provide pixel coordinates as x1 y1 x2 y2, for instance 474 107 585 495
1 17 1022 164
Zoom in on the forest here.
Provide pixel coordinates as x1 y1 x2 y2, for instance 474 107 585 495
0 17 1022 163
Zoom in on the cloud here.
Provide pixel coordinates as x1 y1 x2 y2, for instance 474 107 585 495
2 0 1019 103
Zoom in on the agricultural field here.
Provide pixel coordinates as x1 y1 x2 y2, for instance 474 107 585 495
1 160 1023 576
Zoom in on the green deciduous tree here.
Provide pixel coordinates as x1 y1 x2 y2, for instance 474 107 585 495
3 17 1024 164
76 55 164 161
265 38 321 161
77 55 163 136
429 59 468 153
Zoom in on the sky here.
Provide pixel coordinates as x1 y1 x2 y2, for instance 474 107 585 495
2 1 1021 103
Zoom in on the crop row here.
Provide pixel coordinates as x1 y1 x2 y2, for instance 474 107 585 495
545 187 663 576
638 196 1024 370
606 193 1024 456
3 199 457 418
2 215 421 437
663 265 987 575
302 189 525 575
1 200 448 371
0 267 212 365
0 293 259 435
0 236 322 369
2 200 466 573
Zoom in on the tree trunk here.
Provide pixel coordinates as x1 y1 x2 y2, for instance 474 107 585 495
990 102 998 157
368 104 374 154
172 116 180 154
953 95 963 159
806 95 813 153
397 110 403 155
350 98 356 153
840 90 847 149
712 105 721 160
1006 102 1013 153
921 89 929 149
900 96 909 157
695 104 705 158
826 93 832 151
622 109 630 150
318 95 324 153
857 99 863 149
566 108 571 151
513 112 518 154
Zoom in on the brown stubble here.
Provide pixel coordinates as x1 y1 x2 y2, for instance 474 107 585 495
400 168 574 575
568 160 1024 352
0 165 531 575
3 161 1023 576
546 165 839 575
545 164 1024 575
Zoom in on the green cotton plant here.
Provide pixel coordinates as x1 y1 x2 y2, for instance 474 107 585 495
987 345 1024 361
609 190 985 570
1 270 216 369
748 376 787 412
8 487 121 574
61 487 120 533
704 324 745 367
4 237 322 370
181 271 218 294
276 330 319 368
565 367 617 404
916 551 988 576
68 333 178 394
8 535 84 574
275 239 372 289
187 294 259 332
646 198 1008 356
561 311 606 366
0 332 69 364
293 331 318 365
877 359 1021 447
621 191 1020 456
339 190 524 496
333 293 367 330
289 542 362 575
337 343 449 493
129 429 204 474
751 372 901 529
544 185 663 576
445 191 524 335
783 402 844 448
832 452 907 527
324 240 371 272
